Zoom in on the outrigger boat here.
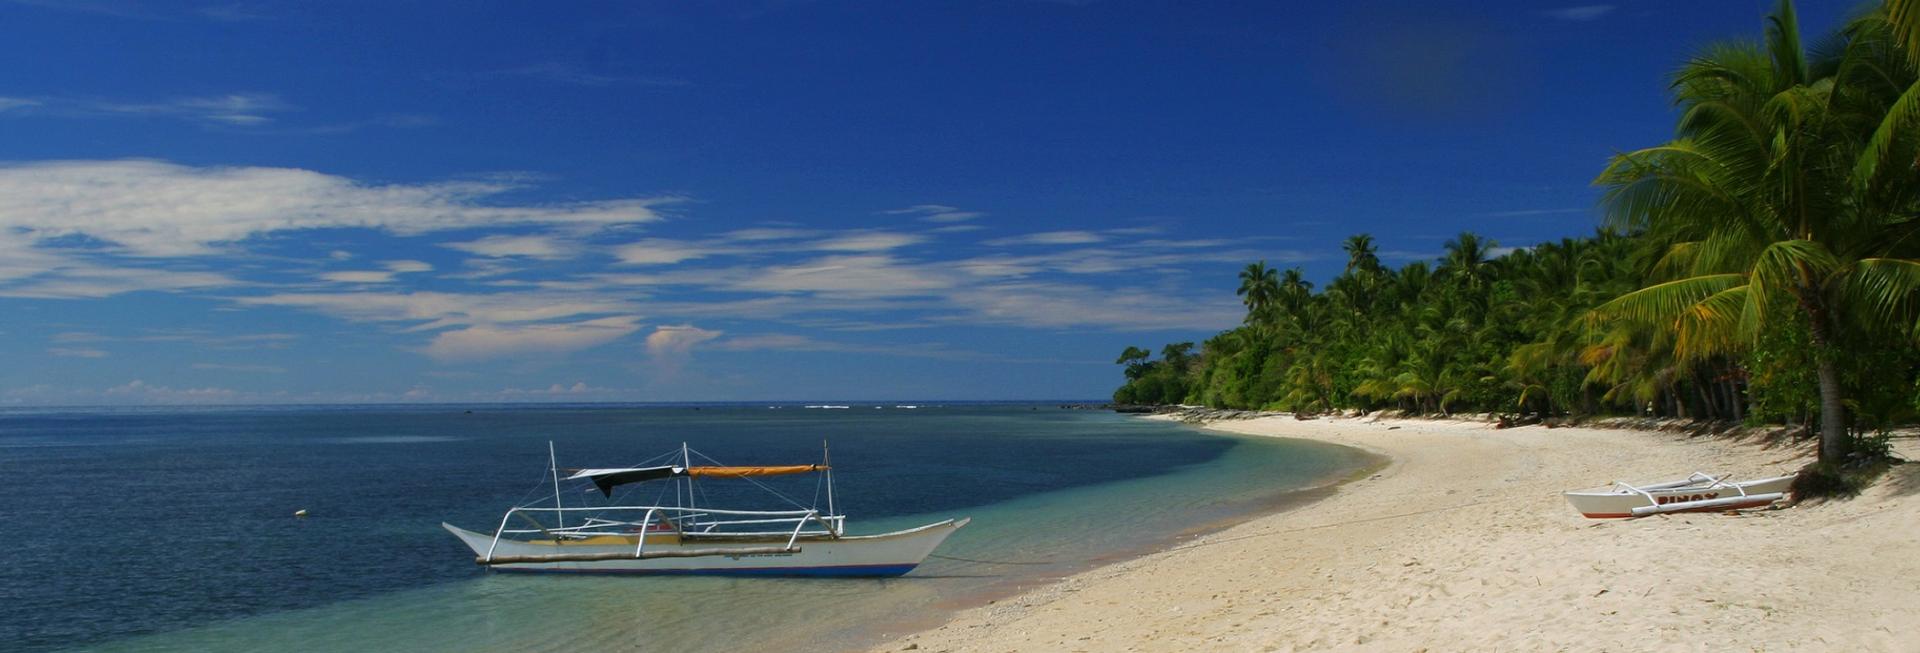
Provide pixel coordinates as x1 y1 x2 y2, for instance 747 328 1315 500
443 442 968 577
1563 471 1794 518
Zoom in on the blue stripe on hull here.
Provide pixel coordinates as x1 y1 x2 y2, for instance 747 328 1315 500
493 563 918 578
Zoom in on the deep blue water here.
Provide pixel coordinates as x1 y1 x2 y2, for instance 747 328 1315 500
0 403 1368 652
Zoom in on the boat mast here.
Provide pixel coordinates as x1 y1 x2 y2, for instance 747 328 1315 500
548 440 564 530
683 442 696 524
824 439 837 534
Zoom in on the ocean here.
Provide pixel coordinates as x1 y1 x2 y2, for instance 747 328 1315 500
0 403 1372 652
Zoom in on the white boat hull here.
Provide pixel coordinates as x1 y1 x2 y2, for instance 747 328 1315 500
1563 475 1794 519
443 518 968 577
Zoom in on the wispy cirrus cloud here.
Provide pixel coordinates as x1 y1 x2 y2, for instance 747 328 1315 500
0 93 294 126
318 260 433 284
0 164 1272 371
53 330 296 350
614 238 729 266
881 204 984 224
1542 5 1614 21
484 62 692 88
0 261 239 299
0 160 674 257
985 230 1106 246
733 254 960 297
944 281 1242 331
192 362 286 373
233 291 635 331
442 234 578 259
3 0 159 19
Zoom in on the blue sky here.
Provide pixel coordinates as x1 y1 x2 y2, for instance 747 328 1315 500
0 0 1853 404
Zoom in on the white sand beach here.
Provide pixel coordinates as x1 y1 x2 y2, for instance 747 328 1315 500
876 415 1920 652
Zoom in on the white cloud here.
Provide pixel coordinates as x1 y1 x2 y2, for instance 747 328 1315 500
442 234 575 259
319 270 399 283
51 330 296 349
880 204 984 223
645 324 723 357
1543 5 1614 21
0 254 239 299
103 379 240 404
0 159 673 257
614 239 723 266
986 231 1106 246
424 315 643 362
734 255 957 297
0 92 296 126
192 362 286 373
316 259 433 284
235 291 633 331
47 347 107 358
809 231 925 252
642 324 723 381
721 227 817 241
946 281 1243 331
487 62 691 88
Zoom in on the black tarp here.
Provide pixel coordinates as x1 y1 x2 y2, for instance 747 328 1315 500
564 466 686 497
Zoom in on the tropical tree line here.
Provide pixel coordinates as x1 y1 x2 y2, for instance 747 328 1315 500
1116 0 1920 464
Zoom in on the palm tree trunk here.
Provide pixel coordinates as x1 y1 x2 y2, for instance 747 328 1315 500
1801 293 1847 462
1814 357 1847 461
1729 378 1744 423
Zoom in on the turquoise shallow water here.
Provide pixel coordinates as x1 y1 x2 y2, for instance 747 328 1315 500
0 404 1371 652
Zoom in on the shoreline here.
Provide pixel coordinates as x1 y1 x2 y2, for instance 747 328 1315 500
838 423 1384 652
872 414 1920 652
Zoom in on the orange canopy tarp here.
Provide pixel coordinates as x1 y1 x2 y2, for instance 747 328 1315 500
686 465 827 478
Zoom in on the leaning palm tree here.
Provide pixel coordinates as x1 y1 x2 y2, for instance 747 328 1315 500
1593 1 1920 461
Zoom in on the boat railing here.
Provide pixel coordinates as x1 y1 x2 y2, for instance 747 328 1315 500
485 505 842 563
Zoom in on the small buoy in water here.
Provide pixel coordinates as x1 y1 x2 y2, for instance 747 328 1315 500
294 509 309 518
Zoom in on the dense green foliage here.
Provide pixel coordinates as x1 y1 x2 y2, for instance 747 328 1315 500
1115 2 1920 460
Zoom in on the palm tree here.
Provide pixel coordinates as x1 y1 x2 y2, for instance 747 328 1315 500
1890 0 1920 62
1236 261 1280 325
1342 234 1381 275
1593 1 1920 461
1279 267 1314 314
1439 232 1497 292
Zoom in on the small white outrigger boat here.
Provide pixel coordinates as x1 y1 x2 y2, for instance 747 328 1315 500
443 443 968 577
1563 471 1794 518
